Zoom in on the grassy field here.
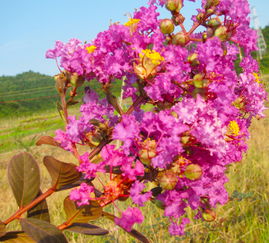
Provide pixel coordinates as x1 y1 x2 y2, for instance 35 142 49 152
0 84 268 242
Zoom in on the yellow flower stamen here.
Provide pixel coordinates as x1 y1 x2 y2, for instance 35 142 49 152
253 73 261 83
124 18 140 27
86 45 97 54
228 120 240 136
139 49 164 65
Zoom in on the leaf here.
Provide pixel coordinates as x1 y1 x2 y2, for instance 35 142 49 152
43 156 81 191
65 223 108 235
103 212 150 243
27 190 50 222
0 231 35 243
128 229 150 243
64 197 102 224
0 220 6 238
36 136 60 147
20 218 68 243
8 152 40 207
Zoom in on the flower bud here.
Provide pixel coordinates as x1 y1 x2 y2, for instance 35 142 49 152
157 171 178 190
166 0 183 12
70 73 84 88
207 18 221 28
202 209 216 222
184 164 202 180
188 53 199 66
138 138 157 165
214 26 228 41
205 0 220 9
159 19 175 34
196 13 205 24
172 13 185 25
172 32 189 46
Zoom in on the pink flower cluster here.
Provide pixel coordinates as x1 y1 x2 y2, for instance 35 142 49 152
47 0 267 236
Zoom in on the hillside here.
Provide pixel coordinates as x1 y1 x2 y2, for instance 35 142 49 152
0 71 58 118
0 71 122 119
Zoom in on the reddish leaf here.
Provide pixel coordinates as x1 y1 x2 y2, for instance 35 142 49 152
0 231 35 242
36 136 60 147
65 223 108 235
43 156 81 191
64 197 102 224
8 152 40 207
20 218 67 243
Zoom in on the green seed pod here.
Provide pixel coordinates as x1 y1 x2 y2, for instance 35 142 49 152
157 171 178 190
207 18 221 28
184 164 203 180
166 0 183 12
172 32 189 46
159 19 175 34
214 26 228 41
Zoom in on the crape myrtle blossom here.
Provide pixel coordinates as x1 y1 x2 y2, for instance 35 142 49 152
46 0 267 237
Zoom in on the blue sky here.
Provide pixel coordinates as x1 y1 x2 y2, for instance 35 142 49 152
1 0 268 76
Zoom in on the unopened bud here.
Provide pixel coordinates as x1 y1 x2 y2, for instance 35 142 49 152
214 26 228 41
172 32 189 46
205 0 220 9
138 139 157 165
54 72 69 93
157 171 178 190
184 164 203 180
70 73 84 87
172 13 185 25
166 0 183 12
160 19 175 34
196 13 205 23
207 18 221 28
202 209 216 222
202 32 208 42
188 53 199 66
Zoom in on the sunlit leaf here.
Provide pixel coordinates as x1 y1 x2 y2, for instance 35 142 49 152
27 190 50 222
43 156 81 191
64 197 102 224
20 218 68 243
0 231 35 242
8 152 40 207
36 136 60 147
65 222 108 235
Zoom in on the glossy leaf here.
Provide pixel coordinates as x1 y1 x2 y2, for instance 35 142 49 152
64 197 102 224
0 231 35 243
65 223 108 235
36 136 60 147
20 218 68 243
0 220 6 238
8 152 40 207
43 156 81 191
27 190 50 222
103 212 150 243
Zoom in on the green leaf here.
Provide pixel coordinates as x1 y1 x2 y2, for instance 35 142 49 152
0 231 35 242
103 212 150 243
27 190 50 222
64 197 102 224
65 223 108 235
43 156 81 191
20 218 68 243
36 136 60 147
8 152 40 207
0 220 6 238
